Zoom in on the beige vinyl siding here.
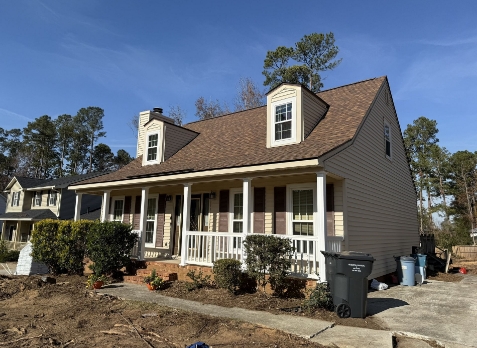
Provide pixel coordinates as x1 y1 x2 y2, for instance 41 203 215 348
164 124 198 160
323 81 418 279
163 200 173 248
6 182 30 213
270 87 297 103
333 180 344 236
302 91 328 139
136 111 151 158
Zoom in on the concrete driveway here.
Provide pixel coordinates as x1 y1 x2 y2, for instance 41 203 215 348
368 275 477 347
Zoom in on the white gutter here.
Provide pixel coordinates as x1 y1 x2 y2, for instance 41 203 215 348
70 158 320 190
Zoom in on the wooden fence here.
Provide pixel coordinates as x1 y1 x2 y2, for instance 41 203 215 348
452 245 477 260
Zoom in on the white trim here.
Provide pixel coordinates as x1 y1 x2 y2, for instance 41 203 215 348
384 119 392 160
271 96 297 147
144 195 158 248
144 131 161 165
286 183 316 236
110 196 125 222
70 159 320 190
229 188 244 233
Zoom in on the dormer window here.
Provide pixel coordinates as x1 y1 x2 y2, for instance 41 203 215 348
12 192 20 206
271 97 296 146
147 133 159 162
275 103 293 140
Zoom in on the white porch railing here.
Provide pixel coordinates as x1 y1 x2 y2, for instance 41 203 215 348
184 232 344 278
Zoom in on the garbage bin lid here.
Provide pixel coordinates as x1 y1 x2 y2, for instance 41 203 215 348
338 251 375 261
320 250 340 257
400 256 415 261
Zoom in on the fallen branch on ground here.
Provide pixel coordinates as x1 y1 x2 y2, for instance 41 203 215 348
0 334 43 346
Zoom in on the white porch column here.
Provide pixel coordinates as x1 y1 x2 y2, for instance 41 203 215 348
74 193 82 221
242 178 252 269
316 172 328 282
242 178 252 235
101 190 111 222
180 183 192 266
139 187 150 260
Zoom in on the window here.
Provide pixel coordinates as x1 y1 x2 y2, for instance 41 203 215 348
292 189 314 236
112 199 124 221
147 133 159 162
48 191 57 206
275 103 292 141
145 198 157 245
34 191 41 206
12 192 20 206
232 192 243 233
271 97 296 146
384 121 391 159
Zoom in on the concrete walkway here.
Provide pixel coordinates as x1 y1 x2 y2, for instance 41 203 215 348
368 276 477 348
98 282 392 348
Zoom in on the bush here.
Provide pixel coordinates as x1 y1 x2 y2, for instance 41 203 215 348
31 220 94 275
302 282 334 312
185 269 212 291
86 221 138 276
0 240 20 262
213 258 242 293
243 234 293 294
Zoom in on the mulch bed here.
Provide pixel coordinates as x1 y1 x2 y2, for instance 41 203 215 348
159 281 386 330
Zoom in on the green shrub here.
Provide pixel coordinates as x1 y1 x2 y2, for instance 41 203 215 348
0 240 20 262
31 220 94 275
302 282 334 312
86 221 138 276
185 269 212 291
213 258 242 293
243 234 293 294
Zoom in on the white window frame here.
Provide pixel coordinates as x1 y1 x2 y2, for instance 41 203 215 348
384 119 392 160
34 191 41 207
229 188 244 233
110 196 125 222
48 191 57 206
12 192 20 206
145 131 160 164
271 96 296 147
145 195 158 248
286 183 317 236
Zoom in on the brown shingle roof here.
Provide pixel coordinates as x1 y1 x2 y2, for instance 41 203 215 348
76 76 385 186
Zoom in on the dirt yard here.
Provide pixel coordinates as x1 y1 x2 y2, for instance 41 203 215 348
0 275 326 348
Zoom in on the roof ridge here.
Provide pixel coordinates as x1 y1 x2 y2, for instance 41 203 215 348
318 76 386 94
184 104 266 126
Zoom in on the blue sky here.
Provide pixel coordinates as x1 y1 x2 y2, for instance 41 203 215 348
1 1 476 156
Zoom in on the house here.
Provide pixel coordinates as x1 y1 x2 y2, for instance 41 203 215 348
69 76 419 280
0 173 105 250
0 194 6 234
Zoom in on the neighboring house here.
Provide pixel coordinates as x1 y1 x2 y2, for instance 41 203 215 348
70 77 419 280
0 193 6 234
0 173 105 250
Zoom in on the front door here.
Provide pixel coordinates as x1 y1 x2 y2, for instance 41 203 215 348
8 225 15 241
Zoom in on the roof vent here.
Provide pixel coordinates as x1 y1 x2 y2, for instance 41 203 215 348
153 107 163 113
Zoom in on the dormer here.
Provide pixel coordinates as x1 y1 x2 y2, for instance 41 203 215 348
266 84 329 148
137 108 198 166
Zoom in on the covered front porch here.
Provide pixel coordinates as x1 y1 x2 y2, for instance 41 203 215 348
75 169 345 281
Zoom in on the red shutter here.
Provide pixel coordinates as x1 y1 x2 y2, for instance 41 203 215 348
133 196 141 230
326 184 335 236
156 194 167 247
274 187 286 235
253 187 266 234
123 196 132 224
218 190 229 232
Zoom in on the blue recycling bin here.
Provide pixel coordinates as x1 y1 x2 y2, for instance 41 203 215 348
400 256 415 286
411 254 427 281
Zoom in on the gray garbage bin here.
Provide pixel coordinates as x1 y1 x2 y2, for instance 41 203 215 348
321 251 375 318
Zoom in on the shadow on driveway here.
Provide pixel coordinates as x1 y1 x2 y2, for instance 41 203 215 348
367 298 409 315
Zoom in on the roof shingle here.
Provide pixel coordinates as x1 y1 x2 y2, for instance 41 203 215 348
74 77 386 186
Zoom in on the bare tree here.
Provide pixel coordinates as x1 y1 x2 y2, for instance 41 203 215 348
234 77 266 111
195 97 228 120
168 105 185 126
128 114 139 138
